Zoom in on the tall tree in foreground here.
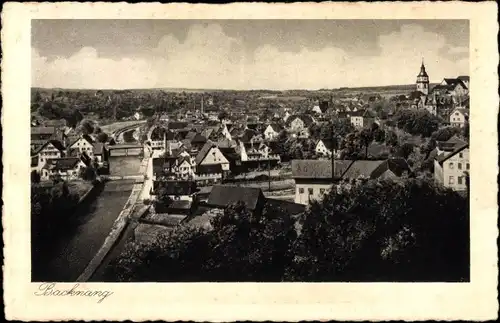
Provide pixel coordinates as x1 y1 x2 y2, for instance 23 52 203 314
108 201 297 282
287 178 469 282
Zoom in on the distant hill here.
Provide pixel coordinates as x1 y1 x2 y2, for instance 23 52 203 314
31 84 438 96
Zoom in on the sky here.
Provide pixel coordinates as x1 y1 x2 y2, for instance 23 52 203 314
31 20 469 90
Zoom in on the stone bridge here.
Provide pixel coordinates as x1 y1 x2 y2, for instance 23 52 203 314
108 144 144 157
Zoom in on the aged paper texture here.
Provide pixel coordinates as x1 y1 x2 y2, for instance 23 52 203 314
2 1 499 321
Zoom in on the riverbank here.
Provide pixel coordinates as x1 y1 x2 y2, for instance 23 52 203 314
77 157 150 282
32 180 134 282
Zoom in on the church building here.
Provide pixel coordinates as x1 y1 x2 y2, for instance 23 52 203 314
416 59 430 95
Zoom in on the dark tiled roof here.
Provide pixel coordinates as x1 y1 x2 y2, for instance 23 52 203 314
43 157 81 171
370 158 411 179
342 160 385 178
207 185 265 211
436 135 467 152
349 110 365 117
185 131 198 141
286 114 315 127
367 143 391 158
240 129 258 143
291 159 353 179
93 143 106 155
317 139 336 151
437 144 469 164
31 126 56 135
268 123 284 133
44 119 67 127
191 133 207 144
265 198 306 216
219 147 240 162
217 138 237 149
195 141 216 165
443 78 465 87
36 139 66 154
168 121 189 130
336 111 350 119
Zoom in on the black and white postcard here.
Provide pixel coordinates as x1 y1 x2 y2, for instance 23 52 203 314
2 1 498 321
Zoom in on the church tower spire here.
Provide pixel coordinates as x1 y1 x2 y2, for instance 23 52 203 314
416 58 430 95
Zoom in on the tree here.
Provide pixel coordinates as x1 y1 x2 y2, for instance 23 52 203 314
359 128 374 158
396 143 414 159
394 109 440 137
31 170 41 184
340 132 362 159
218 111 228 122
79 166 97 181
140 106 156 118
32 90 42 103
107 200 298 282
154 186 174 212
97 132 109 143
287 178 469 281
423 126 463 155
462 122 469 142
77 119 95 135
385 130 398 147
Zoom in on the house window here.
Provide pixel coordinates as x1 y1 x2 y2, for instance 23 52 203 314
320 188 325 195
308 188 314 195
459 153 463 158
299 188 304 194
449 162 454 169
466 163 470 170
458 163 462 170
449 176 454 184
458 177 463 184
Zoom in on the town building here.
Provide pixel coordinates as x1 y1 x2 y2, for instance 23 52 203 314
433 78 469 98
350 110 365 128
291 158 411 205
433 136 469 191
40 156 90 181
457 75 470 89
150 180 199 214
33 139 66 170
67 135 95 158
286 114 315 138
315 139 337 157
449 107 468 128
263 124 283 140
30 126 65 152
92 143 109 166
416 60 430 95
206 185 266 215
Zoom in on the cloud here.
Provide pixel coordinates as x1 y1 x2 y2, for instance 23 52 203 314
32 47 158 89
32 23 469 90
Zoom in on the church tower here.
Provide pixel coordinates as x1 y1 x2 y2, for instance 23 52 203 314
416 58 429 95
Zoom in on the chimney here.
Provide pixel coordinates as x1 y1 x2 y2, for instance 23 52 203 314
201 95 204 115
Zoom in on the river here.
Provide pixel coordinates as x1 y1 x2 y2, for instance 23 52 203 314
32 155 144 282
